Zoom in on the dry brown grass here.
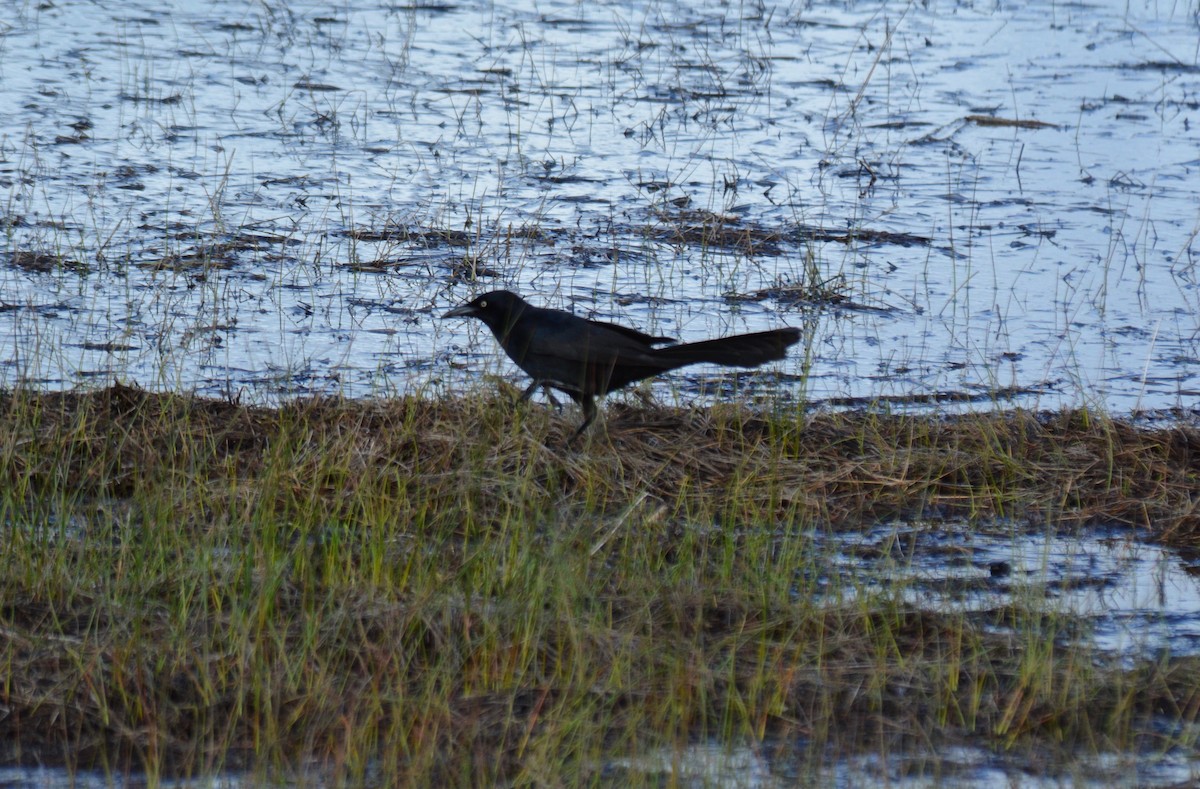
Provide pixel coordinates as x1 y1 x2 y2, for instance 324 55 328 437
8 383 1195 542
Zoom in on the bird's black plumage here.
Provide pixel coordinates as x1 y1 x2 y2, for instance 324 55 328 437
443 290 801 442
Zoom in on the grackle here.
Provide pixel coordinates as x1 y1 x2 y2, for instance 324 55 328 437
443 290 801 442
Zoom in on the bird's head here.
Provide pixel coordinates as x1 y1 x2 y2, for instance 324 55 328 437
442 290 528 335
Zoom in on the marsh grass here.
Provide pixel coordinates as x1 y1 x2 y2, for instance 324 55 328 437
2 383 1200 784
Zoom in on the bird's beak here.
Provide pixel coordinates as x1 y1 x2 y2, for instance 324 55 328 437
442 303 477 319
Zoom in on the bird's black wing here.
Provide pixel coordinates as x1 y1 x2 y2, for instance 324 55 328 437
583 317 676 346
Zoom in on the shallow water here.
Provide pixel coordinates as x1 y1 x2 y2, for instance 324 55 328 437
1 0 1197 411
603 738 1200 788
819 521 1200 662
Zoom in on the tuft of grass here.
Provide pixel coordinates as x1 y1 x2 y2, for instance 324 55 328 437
1 383 1198 783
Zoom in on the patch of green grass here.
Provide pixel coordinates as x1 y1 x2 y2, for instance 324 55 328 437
1 384 1199 784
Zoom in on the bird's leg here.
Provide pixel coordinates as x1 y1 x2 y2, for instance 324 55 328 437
518 381 563 410
518 381 542 402
566 395 597 446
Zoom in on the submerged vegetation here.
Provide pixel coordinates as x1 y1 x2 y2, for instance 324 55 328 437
2 383 1199 784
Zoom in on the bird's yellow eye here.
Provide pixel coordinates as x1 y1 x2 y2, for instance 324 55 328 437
479 300 487 309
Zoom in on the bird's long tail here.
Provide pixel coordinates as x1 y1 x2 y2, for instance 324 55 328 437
651 327 802 367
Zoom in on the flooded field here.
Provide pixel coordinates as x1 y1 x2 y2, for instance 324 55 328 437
2 0 1197 410
2 0 1200 786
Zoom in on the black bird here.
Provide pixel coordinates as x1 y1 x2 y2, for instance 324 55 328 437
443 290 802 442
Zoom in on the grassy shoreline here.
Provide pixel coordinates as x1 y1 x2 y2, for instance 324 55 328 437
2 383 1199 783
